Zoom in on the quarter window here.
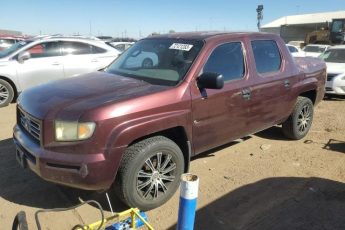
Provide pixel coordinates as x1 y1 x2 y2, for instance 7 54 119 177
251 40 282 74
203 42 245 82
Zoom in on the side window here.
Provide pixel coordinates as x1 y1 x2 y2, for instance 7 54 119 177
91 45 106 54
62 42 92 55
288 46 297 53
0 39 15 46
125 44 133 50
203 42 245 82
27 42 61 58
251 40 282 74
114 44 125 52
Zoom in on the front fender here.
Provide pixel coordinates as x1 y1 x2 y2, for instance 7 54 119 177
106 109 192 150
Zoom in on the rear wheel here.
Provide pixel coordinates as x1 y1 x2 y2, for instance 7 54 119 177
115 136 184 210
0 79 14 107
282 96 314 140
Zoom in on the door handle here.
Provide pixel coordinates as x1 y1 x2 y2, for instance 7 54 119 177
284 80 290 88
52 62 61 66
241 89 251 100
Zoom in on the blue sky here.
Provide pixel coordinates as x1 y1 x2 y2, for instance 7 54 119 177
1 0 344 38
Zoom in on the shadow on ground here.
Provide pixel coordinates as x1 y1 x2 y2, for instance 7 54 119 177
323 95 345 101
193 136 252 160
169 177 345 230
254 126 288 141
323 139 345 154
0 138 126 211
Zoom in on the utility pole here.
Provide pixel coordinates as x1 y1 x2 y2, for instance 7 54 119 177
256 5 264 31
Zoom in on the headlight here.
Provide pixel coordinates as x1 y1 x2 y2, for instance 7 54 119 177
55 121 96 141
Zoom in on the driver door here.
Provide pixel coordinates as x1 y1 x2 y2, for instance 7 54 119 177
191 41 253 154
16 41 64 91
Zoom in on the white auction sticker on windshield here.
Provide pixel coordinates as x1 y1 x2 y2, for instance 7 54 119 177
169 43 193 51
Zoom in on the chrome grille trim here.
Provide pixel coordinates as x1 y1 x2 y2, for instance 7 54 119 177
18 107 42 143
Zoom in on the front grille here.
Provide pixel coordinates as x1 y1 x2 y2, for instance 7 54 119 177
327 74 337 82
18 107 42 143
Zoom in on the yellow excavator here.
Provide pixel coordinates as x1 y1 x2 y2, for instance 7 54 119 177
305 18 345 45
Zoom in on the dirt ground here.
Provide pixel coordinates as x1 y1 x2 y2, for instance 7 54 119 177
1 97 345 230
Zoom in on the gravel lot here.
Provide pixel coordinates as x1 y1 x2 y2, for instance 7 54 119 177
1 97 345 229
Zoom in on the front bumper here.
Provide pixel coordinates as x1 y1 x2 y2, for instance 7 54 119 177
13 125 125 190
325 78 345 95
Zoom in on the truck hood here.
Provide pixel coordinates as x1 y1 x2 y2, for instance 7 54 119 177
18 71 169 119
325 62 345 74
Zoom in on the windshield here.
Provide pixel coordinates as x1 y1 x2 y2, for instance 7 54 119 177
0 40 32 58
303 46 326 53
319 49 345 63
105 38 204 86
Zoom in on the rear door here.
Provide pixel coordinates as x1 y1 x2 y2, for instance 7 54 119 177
245 39 298 133
16 41 64 91
191 41 254 154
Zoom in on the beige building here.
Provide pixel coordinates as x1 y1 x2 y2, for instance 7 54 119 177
261 11 345 42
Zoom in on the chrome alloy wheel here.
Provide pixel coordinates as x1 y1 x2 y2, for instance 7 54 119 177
137 152 176 200
297 104 312 133
0 83 9 105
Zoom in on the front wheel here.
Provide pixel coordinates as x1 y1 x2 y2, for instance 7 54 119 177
282 96 314 140
0 79 14 107
115 136 184 210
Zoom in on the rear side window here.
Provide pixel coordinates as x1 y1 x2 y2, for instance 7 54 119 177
251 40 281 74
92 45 106 54
62 42 92 55
203 42 245 82
61 42 106 55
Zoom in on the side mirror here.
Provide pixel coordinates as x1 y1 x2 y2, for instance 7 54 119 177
17 51 31 63
197 72 224 89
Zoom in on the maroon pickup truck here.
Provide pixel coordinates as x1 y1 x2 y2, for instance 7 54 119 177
13 32 326 210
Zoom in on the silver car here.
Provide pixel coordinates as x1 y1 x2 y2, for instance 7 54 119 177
0 36 120 107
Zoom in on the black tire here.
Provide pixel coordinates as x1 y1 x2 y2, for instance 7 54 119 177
115 136 184 211
141 58 153 68
282 96 314 140
0 79 14 108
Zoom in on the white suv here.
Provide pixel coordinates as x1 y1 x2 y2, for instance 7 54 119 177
0 36 120 107
319 45 345 96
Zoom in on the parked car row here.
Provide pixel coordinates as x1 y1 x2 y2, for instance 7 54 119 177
319 45 345 95
287 43 345 96
0 35 121 107
286 44 330 58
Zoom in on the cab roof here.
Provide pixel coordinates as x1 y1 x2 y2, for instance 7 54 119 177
145 31 274 41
